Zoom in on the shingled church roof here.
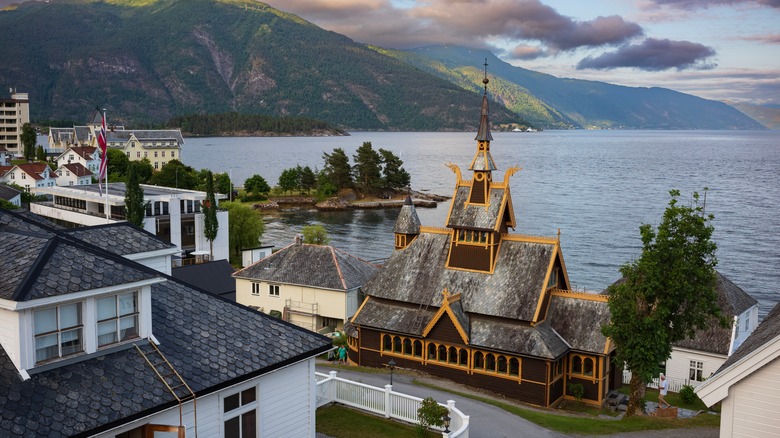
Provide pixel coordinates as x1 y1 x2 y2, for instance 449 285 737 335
394 196 421 235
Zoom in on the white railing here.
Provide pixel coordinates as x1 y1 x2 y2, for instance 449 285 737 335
622 371 702 393
316 371 469 438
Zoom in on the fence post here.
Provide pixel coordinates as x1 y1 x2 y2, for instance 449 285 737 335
328 371 338 403
384 384 392 418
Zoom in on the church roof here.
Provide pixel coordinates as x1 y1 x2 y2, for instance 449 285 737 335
393 196 421 234
546 293 611 354
351 298 436 336
474 94 493 142
446 186 508 230
470 318 569 359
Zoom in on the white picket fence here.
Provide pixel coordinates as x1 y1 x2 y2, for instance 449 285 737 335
316 371 470 438
622 371 701 393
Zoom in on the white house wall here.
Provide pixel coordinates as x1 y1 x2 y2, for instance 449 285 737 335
95 358 316 438
667 347 727 385
30 203 116 226
719 356 780 438
0 308 21 371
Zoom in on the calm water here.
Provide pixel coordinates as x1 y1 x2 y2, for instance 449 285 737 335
183 130 780 318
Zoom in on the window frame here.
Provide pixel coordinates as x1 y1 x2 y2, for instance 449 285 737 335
689 360 704 382
268 284 280 297
222 385 258 438
251 283 260 296
33 302 84 364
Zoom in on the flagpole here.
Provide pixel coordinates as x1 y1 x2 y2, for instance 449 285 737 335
102 108 109 222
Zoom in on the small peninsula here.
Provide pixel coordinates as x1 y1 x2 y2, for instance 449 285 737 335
167 112 348 137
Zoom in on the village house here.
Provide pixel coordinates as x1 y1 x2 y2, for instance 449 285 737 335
234 237 378 334
0 183 21 207
347 81 617 407
56 146 101 174
0 162 56 192
55 163 93 186
29 182 230 262
696 301 780 437
0 209 332 437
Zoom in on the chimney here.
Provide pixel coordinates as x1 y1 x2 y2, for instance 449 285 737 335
294 234 303 246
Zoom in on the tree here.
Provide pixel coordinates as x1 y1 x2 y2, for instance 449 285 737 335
302 224 330 245
322 148 352 190
149 160 198 189
36 145 47 162
601 189 722 416
278 167 300 194
244 174 270 196
300 166 317 194
0 198 19 210
353 142 382 193
21 123 37 161
203 170 219 260
379 148 410 191
106 149 129 182
416 397 448 437
222 201 264 256
215 172 231 195
124 162 146 227
134 158 154 184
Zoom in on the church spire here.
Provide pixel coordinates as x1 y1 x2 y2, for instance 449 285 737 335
469 58 497 177
475 58 493 142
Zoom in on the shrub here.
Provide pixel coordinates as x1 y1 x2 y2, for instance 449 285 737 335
416 397 448 437
679 384 699 405
567 383 585 401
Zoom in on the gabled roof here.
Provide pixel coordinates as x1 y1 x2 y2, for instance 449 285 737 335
73 126 92 142
106 129 184 145
58 162 92 177
58 146 97 161
63 222 176 256
0 210 160 302
233 243 377 291
351 297 436 336
14 163 49 180
0 183 20 201
470 317 569 359
172 260 236 299
394 196 421 234
546 292 611 354
446 186 508 230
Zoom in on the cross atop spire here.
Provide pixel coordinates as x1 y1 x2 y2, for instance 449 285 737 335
482 58 489 94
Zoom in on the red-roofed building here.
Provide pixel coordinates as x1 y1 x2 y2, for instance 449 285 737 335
0 162 56 192
56 146 100 174
56 162 93 186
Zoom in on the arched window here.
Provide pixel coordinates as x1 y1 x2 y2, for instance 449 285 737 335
427 343 436 360
393 336 402 353
383 334 392 351
438 345 447 362
509 358 520 376
403 338 412 356
474 352 484 369
459 349 468 367
413 340 423 357
583 357 594 376
497 356 508 374
486 354 496 371
572 356 583 374
448 347 458 364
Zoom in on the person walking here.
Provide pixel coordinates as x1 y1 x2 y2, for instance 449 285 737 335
658 373 671 408
338 345 347 364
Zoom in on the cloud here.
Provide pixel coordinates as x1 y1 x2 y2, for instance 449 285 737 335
643 0 780 9
738 34 780 43
508 45 548 60
576 38 717 71
264 0 643 51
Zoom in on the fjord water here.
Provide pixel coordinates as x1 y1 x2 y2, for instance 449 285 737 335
184 130 780 316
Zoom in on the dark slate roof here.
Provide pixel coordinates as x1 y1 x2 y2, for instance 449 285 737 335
64 222 176 256
715 301 780 374
474 94 493 142
449 299 469 337
106 129 184 145
0 210 160 302
446 186 507 230
172 260 236 299
0 183 20 200
546 294 611 354
393 196 421 234
233 243 377 291
351 298 435 336
469 151 497 171
73 126 91 142
715 271 758 316
362 232 553 321
470 317 569 359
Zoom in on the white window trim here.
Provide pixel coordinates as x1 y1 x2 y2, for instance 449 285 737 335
221 382 259 438
268 284 280 298
251 282 260 296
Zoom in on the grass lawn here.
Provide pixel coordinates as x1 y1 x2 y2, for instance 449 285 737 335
317 405 438 438
414 380 719 436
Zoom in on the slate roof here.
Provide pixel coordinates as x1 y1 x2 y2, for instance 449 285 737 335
351 298 436 336
446 186 507 230
63 222 176 256
0 210 332 437
362 232 554 321
73 126 92 143
393 196 421 234
715 301 780 374
172 260 236 299
470 317 569 359
0 183 20 201
546 294 611 354
474 94 493 142
233 243 378 291
106 129 184 145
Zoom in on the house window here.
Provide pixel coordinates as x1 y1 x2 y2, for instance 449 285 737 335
154 162 159 169
689 360 704 382
137 151 141 158
172 151 176 158
162 151 166 157
34 303 83 363
126 152 130 158
155 151 158 157
268 284 280 297
96 292 139 347
251 283 260 296
223 387 257 438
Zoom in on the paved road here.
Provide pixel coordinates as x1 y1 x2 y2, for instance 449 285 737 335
316 363 719 438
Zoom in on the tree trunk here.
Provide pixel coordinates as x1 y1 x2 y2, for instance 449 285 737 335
626 374 647 416
209 240 214 261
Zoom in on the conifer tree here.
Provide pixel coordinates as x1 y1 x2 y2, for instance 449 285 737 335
203 170 219 260
21 123 37 161
322 148 352 190
124 162 146 227
353 142 382 193
379 148 410 191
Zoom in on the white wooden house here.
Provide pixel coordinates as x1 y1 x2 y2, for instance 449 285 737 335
0 209 331 437
696 302 780 438
0 162 56 193
56 146 100 174
55 162 93 186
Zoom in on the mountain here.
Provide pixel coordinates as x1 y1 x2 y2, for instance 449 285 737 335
0 0 517 130
378 45 764 130
726 101 780 130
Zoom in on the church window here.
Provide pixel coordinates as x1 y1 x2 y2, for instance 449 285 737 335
393 336 402 354
427 343 436 360
383 334 392 351
403 338 412 355
448 346 458 364
485 354 496 371
547 268 558 289
583 358 594 377
437 345 447 362
459 349 468 366
474 352 484 369
509 358 520 376
572 356 583 374
497 356 508 374
413 340 423 357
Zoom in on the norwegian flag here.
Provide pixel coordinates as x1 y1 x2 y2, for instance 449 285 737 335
98 110 108 194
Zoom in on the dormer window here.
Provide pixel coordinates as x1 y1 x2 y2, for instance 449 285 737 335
97 292 139 347
34 303 83 363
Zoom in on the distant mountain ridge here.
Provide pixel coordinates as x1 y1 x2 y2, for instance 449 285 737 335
0 0 765 130
726 101 780 130
380 45 765 130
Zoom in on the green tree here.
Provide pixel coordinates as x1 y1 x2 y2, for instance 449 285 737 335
302 224 330 245
601 189 722 416
322 148 352 190
222 201 264 256
203 170 219 260
416 397 448 437
245 174 270 196
0 198 19 210
35 145 47 162
300 165 317 193
278 167 300 194
124 162 146 227
21 123 37 161
379 148 411 191
149 160 198 189
106 149 129 182
353 142 382 193
134 158 154 184
215 172 231 195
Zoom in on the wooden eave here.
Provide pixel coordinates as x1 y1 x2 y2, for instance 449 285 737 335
421 289 470 344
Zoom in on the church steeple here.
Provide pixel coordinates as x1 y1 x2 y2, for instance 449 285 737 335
468 59 497 205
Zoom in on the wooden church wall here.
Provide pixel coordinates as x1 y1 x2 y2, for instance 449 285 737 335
428 315 463 345
549 376 565 404
448 244 492 271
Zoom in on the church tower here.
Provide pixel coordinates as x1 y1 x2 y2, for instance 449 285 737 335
444 60 517 273
393 195 421 250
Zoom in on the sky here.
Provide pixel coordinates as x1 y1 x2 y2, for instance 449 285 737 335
261 0 780 106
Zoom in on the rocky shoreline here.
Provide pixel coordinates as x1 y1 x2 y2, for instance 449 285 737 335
252 190 447 212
